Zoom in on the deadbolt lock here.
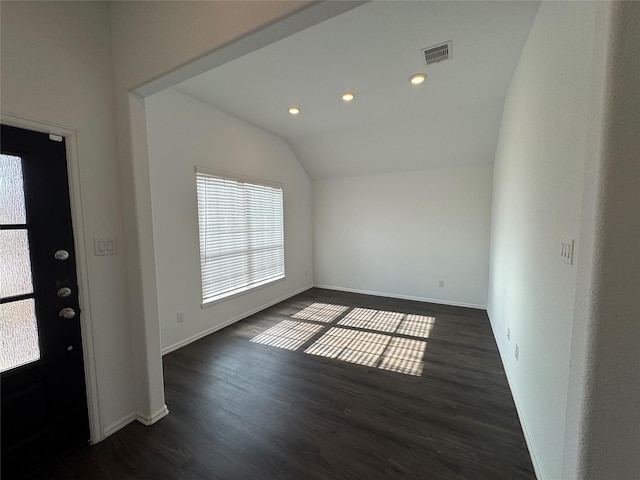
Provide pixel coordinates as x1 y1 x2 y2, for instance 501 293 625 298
57 287 72 298
54 250 70 261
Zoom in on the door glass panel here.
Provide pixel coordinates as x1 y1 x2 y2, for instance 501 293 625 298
0 299 40 372
1 154 27 224
0 230 34 298
0 151 39 373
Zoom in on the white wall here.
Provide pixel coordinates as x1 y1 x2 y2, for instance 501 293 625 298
0 2 132 437
488 2 598 478
106 0 316 430
313 164 492 308
1 0 317 438
8 4 636 470
146 88 313 352
563 2 640 478
107 0 342 428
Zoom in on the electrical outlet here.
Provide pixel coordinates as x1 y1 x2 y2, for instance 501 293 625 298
515 344 520 361
177 312 184 323
438 280 445 288
507 328 511 340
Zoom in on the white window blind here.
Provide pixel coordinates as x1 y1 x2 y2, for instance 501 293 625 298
196 169 284 305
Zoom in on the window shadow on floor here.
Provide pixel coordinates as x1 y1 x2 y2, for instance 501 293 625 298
250 302 435 376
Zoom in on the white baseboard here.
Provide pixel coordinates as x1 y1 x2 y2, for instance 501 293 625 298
313 284 487 310
161 284 314 355
100 404 169 440
136 404 170 426
102 412 137 439
487 312 543 480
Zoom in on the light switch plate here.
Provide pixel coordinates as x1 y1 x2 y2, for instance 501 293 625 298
94 237 117 256
560 238 574 265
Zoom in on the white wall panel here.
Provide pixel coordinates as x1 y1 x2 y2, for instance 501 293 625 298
146 88 313 352
313 164 492 308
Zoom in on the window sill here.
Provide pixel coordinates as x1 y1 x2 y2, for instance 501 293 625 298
200 275 286 309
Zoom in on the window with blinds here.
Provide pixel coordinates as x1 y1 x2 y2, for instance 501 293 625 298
196 168 285 305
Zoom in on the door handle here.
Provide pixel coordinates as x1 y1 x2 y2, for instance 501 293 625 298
59 307 76 319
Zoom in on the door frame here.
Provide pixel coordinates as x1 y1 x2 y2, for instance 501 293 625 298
1 112 102 444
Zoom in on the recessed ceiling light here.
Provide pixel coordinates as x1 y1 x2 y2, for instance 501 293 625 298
288 106 300 115
409 73 427 85
342 92 355 102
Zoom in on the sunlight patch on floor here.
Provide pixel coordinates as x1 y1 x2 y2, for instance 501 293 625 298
250 320 323 350
250 303 435 376
292 302 349 323
305 327 389 367
305 327 426 376
338 307 403 333
397 314 435 339
378 337 426 376
339 308 435 339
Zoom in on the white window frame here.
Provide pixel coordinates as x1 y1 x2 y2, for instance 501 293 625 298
195 167 285 307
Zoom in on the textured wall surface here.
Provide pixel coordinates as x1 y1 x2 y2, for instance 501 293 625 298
564 2 640 479
488 2 598 477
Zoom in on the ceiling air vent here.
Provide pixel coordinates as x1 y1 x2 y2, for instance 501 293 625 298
422 41 452 65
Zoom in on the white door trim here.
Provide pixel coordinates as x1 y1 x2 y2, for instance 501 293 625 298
1 112 103 443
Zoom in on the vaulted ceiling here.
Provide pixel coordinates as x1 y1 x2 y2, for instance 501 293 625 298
177 1 540 179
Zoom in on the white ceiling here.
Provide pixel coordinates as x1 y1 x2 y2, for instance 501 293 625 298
177 1 540 179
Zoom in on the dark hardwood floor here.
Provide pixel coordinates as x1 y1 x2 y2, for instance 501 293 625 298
35 288 535 479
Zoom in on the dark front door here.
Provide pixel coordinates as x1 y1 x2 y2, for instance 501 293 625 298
1 124 90 479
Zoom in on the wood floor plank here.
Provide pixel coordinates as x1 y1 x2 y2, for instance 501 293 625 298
34 288 535 480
